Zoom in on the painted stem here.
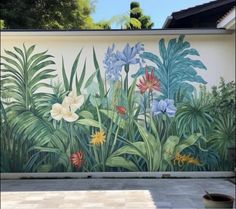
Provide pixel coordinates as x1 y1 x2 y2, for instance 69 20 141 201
124 64 129 94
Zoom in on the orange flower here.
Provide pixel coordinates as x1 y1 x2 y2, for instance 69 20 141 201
70 151 84 168
116 106 127 115
137 68 160 94
174 152 200 166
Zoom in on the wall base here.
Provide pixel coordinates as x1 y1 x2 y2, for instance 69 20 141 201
1 172 235 180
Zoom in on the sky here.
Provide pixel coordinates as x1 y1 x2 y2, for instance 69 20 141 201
92 0 213 29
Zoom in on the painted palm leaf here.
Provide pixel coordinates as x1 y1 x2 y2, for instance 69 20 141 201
1 44 56 109
134 35 207 99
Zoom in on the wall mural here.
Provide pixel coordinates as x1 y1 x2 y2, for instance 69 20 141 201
1 35 235 172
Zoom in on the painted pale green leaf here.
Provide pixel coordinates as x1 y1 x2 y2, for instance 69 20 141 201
175 133 202 154
90 95 102 107
106 156 139 171
135 122 159 156
162 136 180 162
152 149 161 171
78 110 94 119
37 164 52 172
77 118 105 130
111 141 146 158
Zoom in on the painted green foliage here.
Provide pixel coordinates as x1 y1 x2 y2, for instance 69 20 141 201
0 35 235 172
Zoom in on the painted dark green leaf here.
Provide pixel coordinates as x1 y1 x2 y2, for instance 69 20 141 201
62 57 69 91
69 49 82 91
76 60 86 95
93 47 105 97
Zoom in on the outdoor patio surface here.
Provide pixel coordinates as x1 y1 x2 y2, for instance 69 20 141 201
1 178 235 209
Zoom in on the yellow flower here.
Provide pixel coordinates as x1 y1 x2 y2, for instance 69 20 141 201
91 130 106 145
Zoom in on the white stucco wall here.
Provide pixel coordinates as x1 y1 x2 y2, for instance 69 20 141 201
1 30 235 90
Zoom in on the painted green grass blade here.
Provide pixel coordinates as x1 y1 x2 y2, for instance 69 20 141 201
93 47 105 97
69 49 82 91
76 60 86 95
62 57 69 91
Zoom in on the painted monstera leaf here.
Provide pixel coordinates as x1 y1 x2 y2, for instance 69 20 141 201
132 35 207 99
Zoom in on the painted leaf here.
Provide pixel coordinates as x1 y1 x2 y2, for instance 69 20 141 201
62 57 69 91
69 49 82 91
162 136 180 163
106 156 139 171
78 110 94 119
76 60 86 95
93 47 105 97
111 141 146 158
175 133 202 154
77 119 105 130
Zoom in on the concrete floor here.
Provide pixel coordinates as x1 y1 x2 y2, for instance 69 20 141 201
1 178 235 209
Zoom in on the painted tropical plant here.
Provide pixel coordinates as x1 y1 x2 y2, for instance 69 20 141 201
132 35 207 99
1 35 235 173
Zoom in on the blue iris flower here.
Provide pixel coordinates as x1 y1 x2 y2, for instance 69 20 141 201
152 99 177 118
103 43 144 81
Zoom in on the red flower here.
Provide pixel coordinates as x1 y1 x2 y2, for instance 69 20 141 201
116 106 127 115
137 68 160 94
70 151 84 168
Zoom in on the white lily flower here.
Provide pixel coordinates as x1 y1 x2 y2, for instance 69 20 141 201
51 90 83 123
50 103 66 121
63 109 79 122
63 90 84 112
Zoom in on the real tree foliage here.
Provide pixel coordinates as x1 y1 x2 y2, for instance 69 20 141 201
0 0 109 29
126 2 154 29
0 19 5 29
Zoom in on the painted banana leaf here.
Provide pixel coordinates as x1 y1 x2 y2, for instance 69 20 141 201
133 35 207 99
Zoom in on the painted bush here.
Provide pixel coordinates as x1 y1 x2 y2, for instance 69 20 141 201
0 35 235 172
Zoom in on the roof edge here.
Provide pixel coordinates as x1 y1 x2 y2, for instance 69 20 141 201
0 29 234 36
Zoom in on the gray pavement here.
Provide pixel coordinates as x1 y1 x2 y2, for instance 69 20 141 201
1 178 235 209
